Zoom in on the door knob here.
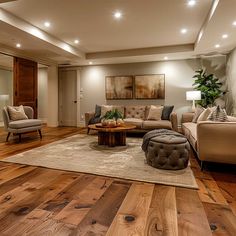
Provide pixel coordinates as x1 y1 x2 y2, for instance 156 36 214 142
73 101 77 104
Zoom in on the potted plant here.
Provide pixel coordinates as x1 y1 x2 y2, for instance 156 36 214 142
101 109 124 127
192 69 223 108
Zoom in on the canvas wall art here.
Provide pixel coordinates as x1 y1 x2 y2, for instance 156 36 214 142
134 74 165 99
105 76 133 99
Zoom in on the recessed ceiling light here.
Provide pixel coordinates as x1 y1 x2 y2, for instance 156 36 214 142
74 39 80 44
16 43 21 48
89 61 93 65
164 56 168 60
181 28 187 34
114 11 122 19
188 0 196 7
44 21 51 27
222 34 228 39
215 44 220 48
232 21 236 26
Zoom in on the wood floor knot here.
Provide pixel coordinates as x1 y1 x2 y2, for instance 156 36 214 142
124 215 135 222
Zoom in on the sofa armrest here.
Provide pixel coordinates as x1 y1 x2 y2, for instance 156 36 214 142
170 112 178 132
181 112 194 123
197 121 236 164
85 112 95 127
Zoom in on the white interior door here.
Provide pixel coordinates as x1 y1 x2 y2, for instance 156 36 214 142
59 70 77 126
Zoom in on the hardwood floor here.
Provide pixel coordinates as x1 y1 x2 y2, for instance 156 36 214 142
0 126 236 235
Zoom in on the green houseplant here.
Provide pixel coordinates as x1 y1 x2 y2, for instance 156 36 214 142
101 109 124 127
192 69 223 108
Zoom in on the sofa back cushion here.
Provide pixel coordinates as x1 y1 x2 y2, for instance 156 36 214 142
228 115 236 122
197 107 214 122
125 106 146 119
192 105 204 123
147 105 163 120
7 105 28 121
100 105 125 118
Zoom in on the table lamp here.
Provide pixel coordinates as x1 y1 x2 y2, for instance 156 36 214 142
186 91 201 111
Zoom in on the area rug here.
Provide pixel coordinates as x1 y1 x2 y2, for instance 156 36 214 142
1 134 198 189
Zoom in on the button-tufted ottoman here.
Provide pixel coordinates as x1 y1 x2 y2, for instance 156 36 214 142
142 129 190 170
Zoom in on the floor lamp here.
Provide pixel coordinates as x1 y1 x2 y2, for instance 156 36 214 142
186 91 201 112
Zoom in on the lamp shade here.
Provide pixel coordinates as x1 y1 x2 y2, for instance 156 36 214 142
186 91 201 101
0 94 9 101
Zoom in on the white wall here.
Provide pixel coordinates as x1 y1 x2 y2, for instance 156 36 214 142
79 59 201 124
38 68 48 122
0 68 13 122
226 48 236 115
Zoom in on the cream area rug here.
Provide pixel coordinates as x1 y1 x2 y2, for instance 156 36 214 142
2 134 198 189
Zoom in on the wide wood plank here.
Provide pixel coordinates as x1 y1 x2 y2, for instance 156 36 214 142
73 181 130 235
176 187 212 236
106 183 154 236
54 177 113 225
203 202 236 235
145 185 178 236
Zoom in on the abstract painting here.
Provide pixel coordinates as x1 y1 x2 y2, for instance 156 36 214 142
105 76 133 99
134 74 165 99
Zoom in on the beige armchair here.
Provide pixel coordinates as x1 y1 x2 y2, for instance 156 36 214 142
2 106 43 142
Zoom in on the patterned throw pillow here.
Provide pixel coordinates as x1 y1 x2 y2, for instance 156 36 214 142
192 105 205 123
7 105 28 121
207 105 228 122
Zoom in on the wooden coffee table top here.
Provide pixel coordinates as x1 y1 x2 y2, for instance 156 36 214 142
88 124 136 132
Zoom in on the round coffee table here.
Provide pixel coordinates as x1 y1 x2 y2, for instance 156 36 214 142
88 124 136 147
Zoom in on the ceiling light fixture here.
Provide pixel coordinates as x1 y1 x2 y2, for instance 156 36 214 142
164 56 168 60
44 21 51 27
114 11 122 19
188 0 196 7
181 28 187 34
222 34 228 39
89 61 93 65
16 43 21 48
232 21 236 26
74 39 80 44
215 44 220 48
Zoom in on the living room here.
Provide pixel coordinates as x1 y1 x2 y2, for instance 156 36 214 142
0 0 236 235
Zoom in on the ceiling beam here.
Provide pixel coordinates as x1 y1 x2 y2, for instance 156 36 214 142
0 8 85 59
86 44 194 59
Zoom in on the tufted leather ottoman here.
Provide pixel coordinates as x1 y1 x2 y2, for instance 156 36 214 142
144 130 190 170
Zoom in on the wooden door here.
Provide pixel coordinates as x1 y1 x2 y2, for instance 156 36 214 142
59 70 77 126
13 57 38 118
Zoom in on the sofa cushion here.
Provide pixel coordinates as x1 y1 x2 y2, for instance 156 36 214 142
207 105 228 122
192 106 204 123
7 105 28 121
9 119 42 129
94 104 101 118
125 106 146 119
197 107 215 122
228 115 236 122
101 105 113 117
147 105 163 120
112 106 125 117
182 122 197 150
142 120 172 130
161 105 174 120
123 118 143 129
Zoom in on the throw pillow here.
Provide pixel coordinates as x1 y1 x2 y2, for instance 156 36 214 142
192 105 205 123
101 105 113 117
197 107 215 122
161 105 174 120
94 105 101 118
207 105 228 122
7 105 28 121
147 105 163 120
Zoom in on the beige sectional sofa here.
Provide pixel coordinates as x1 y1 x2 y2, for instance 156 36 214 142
85 105 178 132
182 112 236 167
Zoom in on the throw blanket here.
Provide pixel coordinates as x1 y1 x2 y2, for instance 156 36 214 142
141 129 183 152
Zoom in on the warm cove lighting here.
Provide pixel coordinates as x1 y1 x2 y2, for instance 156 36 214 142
181 28 187 34
44 21 51 27
114 11 122 19
16 43 21 48
188 0 196 7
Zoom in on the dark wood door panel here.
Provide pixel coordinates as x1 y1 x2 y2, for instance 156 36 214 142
13 57 38 118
